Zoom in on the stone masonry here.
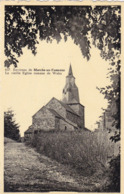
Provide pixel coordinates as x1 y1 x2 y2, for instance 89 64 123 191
24 65 86 140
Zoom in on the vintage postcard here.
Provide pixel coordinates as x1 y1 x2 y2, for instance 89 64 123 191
0 0 123 193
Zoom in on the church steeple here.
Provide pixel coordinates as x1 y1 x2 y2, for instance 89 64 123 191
62 65 80 103
68 64 73 76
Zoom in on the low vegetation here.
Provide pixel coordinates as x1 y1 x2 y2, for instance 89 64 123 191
27 130 119 181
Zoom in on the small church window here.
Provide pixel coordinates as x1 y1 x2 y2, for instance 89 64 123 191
65 126 67 130
34 130 38 134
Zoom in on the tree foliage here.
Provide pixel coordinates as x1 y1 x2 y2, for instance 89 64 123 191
91 6 121 142
4 110 20 141
5 6 92 67
91 7 120 191
108 154 120 192
91 6 120 59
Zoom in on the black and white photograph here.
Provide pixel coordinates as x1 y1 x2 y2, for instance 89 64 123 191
2 2 122 193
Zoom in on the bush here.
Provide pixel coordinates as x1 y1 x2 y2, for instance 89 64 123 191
28 129 117 176
105 154 120 192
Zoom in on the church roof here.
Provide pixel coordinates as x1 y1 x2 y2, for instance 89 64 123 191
48 108 64 119
52 97 80 117
32 106 46 117
67 102 84 107
48 108 78 128
66 64 75 79
25 126 34 133
32 97 80 119
68 64 73 76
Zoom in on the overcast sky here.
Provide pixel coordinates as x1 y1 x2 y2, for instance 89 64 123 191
4 36 111 136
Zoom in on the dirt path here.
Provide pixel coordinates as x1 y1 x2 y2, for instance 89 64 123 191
4 138 103 192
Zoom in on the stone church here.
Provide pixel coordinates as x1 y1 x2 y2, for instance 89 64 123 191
25 65 87 139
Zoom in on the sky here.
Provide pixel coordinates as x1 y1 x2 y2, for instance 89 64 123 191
3 36 111 136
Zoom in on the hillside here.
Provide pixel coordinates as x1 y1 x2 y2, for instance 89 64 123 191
4 137 108 192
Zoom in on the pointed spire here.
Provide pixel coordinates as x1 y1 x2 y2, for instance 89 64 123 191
68 64 73 76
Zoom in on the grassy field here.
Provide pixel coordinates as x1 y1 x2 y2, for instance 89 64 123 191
26 129 119 191
29 130 117 175
4 137 81 192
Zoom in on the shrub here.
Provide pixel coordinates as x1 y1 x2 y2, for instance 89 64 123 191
105 154 120 192
28 129 117 176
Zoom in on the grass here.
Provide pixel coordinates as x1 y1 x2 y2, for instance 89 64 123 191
27 130 117 177
5 137 103 192
4 131 120 192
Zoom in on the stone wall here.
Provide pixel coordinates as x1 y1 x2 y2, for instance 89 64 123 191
68 103 85 128
78 105 85 127
46 98 66 118
33 118 55 131
59 119 75 131
66 111 79 125
68 103 79 114
55 117 60 130
32 107 55 131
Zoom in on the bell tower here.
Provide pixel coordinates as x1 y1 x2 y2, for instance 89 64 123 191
62 64 80 103
62 64 85 128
